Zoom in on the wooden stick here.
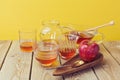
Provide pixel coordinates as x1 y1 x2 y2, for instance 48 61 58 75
86 21 114 31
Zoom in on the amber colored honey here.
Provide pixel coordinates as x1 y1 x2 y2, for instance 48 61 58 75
36 57 57 66
77 37 93 44
59 48 76 60
20 42 34 52
77 32 94 44
64 31 94 44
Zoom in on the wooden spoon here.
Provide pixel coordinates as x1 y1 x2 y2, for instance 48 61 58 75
46 60 85 70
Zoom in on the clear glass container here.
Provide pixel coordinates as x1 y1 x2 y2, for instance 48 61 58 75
59 24 104 45
37 20 61 66
39 20 61 42
35 41 58 67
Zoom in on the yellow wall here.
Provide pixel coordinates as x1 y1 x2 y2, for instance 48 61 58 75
0 0 120 40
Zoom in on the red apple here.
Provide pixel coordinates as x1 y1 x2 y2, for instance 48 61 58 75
79 40 100 62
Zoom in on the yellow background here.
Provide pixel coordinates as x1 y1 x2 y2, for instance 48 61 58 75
0 0 120 40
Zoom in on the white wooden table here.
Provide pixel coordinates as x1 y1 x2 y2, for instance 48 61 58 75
0 40 120 80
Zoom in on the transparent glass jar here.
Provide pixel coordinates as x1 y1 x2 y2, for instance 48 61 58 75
35 40 58 67
39 20 61 42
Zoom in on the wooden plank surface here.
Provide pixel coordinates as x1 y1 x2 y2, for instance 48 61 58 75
0 41 33 80
31 53 63 80
0 40 11 69
60 53 98 80
103 41 120 64
0 41 120 80
93 43 120 80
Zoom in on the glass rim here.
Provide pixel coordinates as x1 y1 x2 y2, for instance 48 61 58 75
42 20 60 26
